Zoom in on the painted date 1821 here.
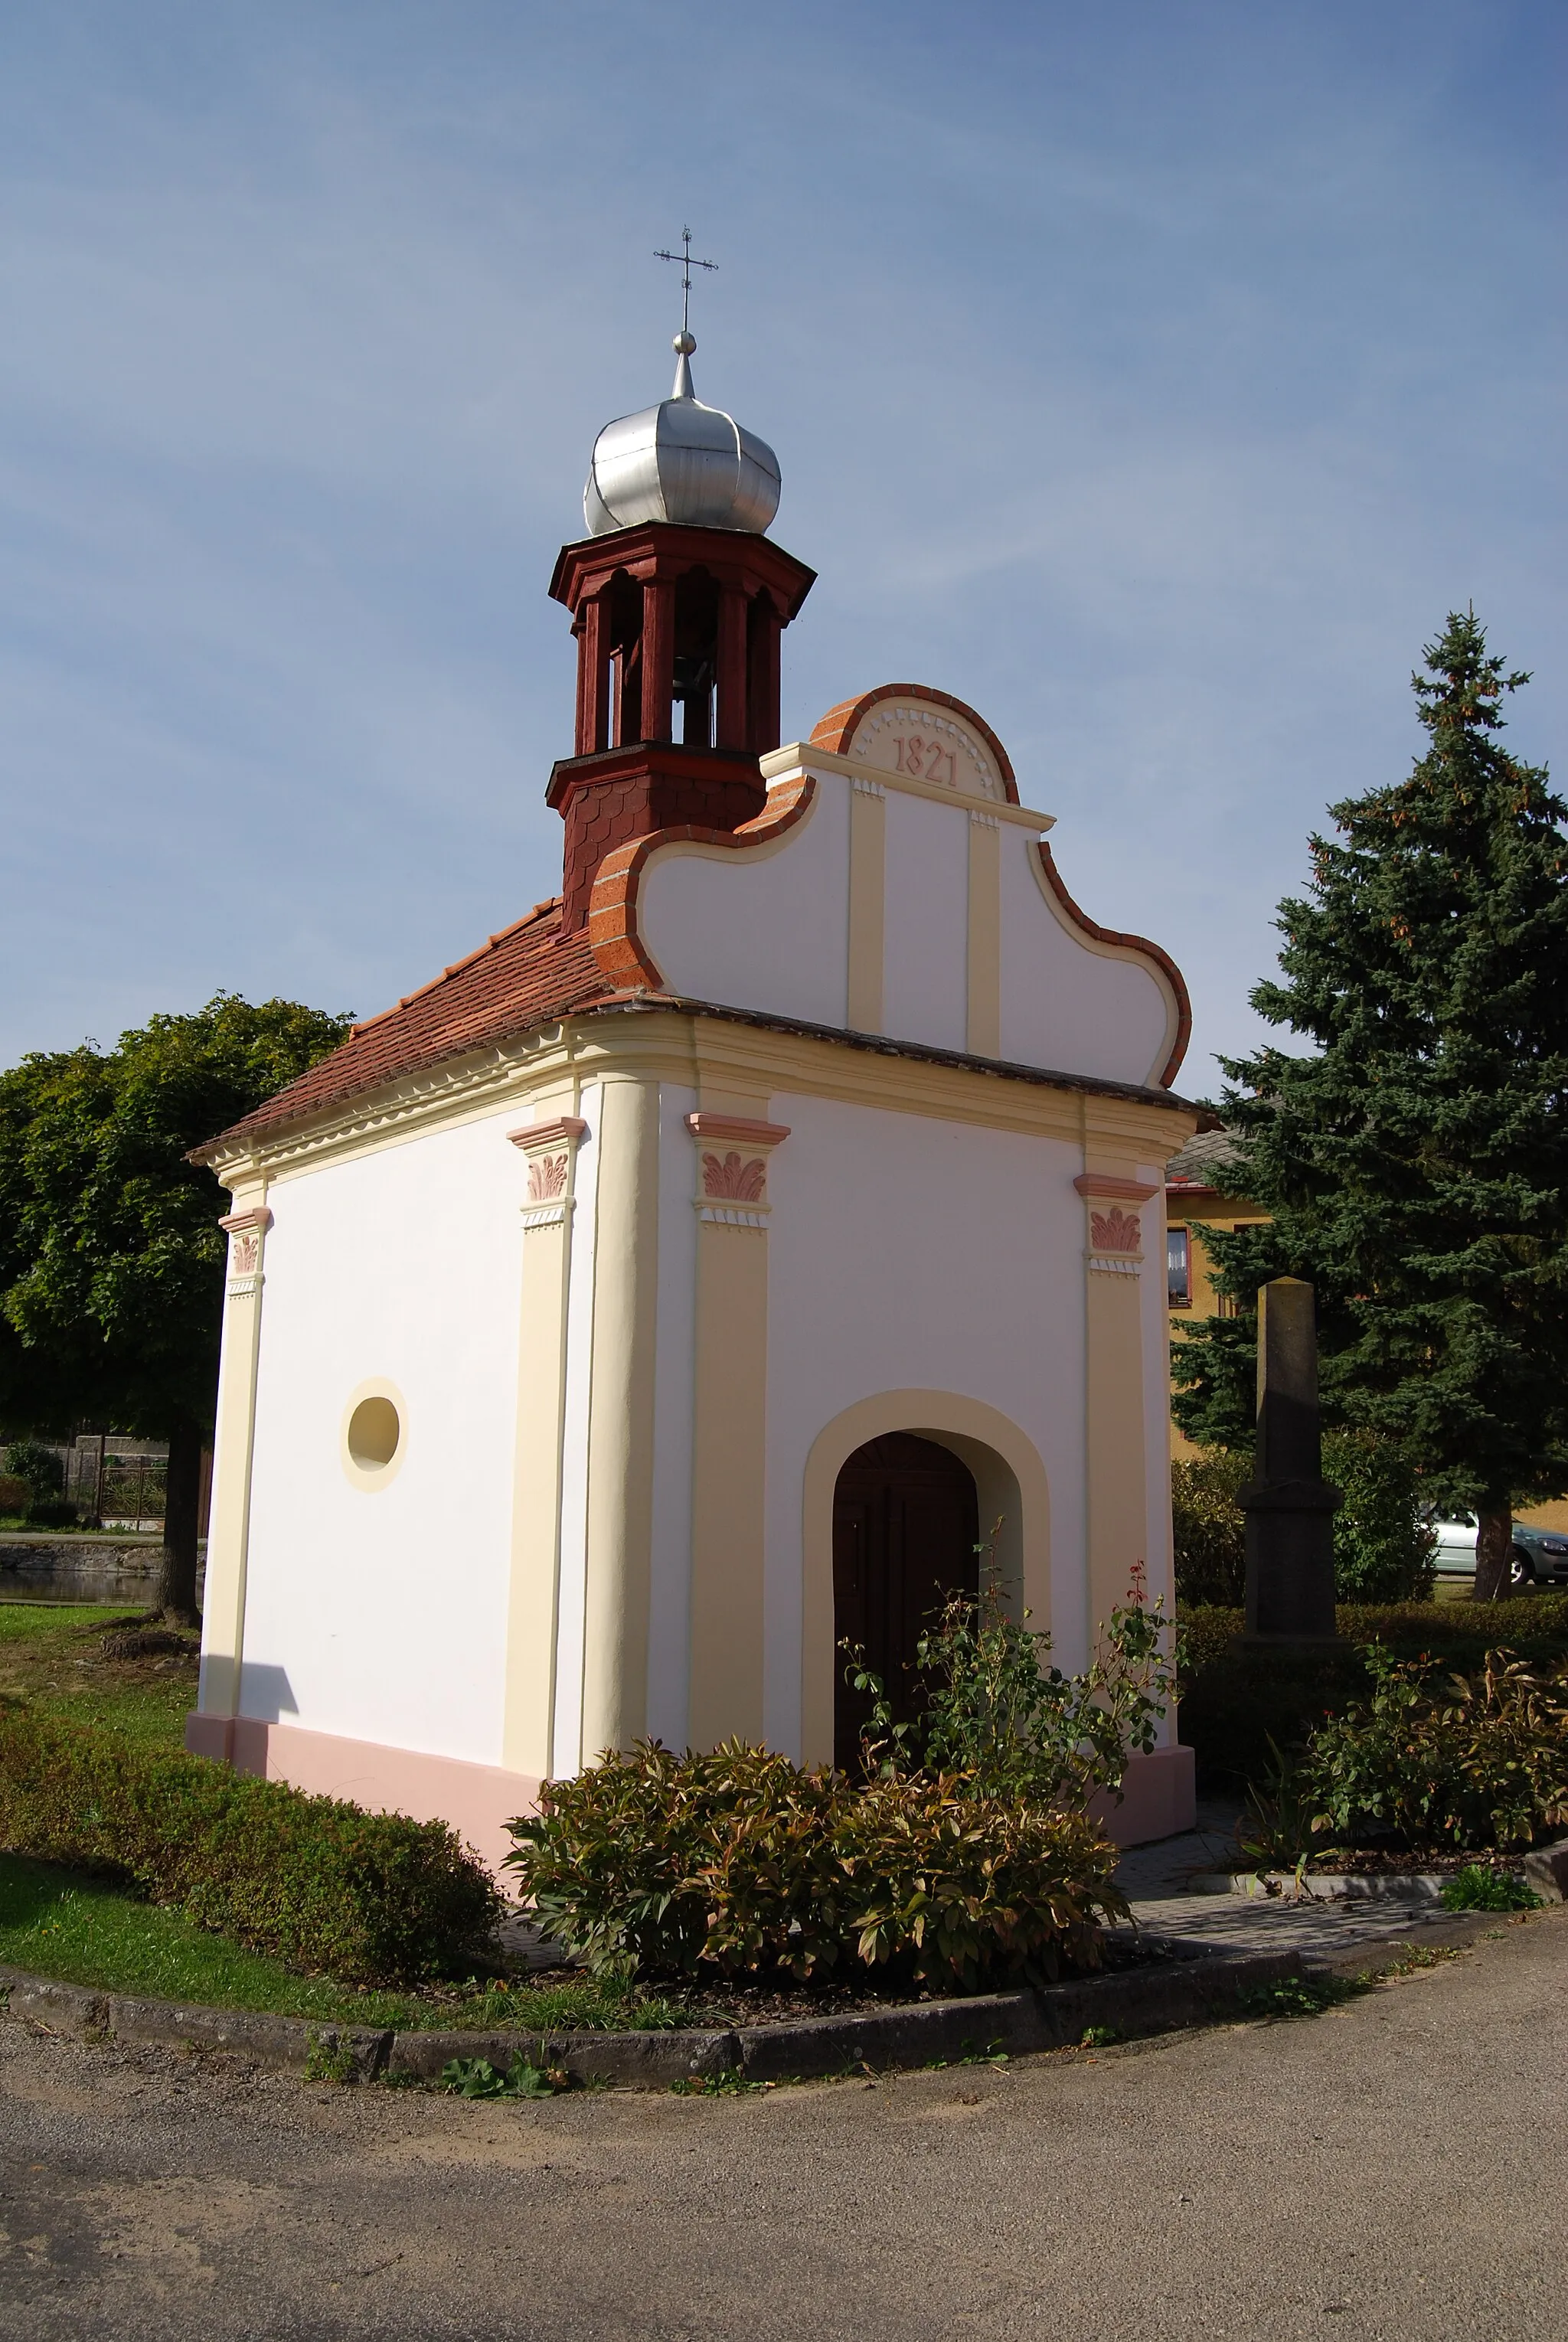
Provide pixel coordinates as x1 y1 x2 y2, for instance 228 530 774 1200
893 736 959 786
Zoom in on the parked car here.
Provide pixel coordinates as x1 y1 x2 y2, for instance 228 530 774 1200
1511 1523 1568 1586
1428 1512 1567 1589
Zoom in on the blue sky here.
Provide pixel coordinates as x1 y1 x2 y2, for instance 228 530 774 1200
1 1 1561 1092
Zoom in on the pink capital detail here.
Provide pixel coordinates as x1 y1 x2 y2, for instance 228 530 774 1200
527 1153 569 1202
702 1151 767 1203
1090 1205 1141 1253
229 1233 260 1276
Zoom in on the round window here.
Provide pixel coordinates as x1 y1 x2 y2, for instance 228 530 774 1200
347 1394 401 1472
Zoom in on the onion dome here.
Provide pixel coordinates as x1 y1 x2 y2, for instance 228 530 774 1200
583 335 781 537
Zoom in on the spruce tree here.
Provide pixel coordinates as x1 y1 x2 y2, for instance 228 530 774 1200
1174 612 1568 1600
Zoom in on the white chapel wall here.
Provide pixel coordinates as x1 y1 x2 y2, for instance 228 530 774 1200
627 743 1179 1092
759 1092 1093 1756
635 777 851 1027
878 791 970 1053
240 1103 532 1770
995 827 1174 1086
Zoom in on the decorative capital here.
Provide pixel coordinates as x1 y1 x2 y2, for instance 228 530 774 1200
1090 1205 1142 1254
1077 1174 1156 1276
508 1116 589 1229
220 1205 273 1294
686 1112 789 1220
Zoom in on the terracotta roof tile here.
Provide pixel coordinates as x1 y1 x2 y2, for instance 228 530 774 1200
202 898 612 1154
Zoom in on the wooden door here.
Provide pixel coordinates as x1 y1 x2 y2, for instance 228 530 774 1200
831 1433 979 1772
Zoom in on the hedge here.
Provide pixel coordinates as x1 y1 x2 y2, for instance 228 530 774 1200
505 1739 1123 1993
1171 1440 1435 1609
1178 1595 1568 1787
0 1702 502 1984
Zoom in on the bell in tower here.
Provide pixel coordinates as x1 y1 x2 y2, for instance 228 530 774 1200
546 243 815 934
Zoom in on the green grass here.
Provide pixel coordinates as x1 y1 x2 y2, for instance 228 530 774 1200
0 1603 194 1749
0 1850 677 2033
0 1606 685 2035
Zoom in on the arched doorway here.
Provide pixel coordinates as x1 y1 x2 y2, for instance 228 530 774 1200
831 1433 979 1771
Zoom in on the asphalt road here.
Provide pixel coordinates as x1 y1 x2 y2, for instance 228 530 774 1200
2 1909 1564 2342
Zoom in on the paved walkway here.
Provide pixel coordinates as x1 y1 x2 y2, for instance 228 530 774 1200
4 1903 1565 2339
1112 1802 1475 1961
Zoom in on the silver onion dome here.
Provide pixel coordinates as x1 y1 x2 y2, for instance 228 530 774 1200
583 336 781 537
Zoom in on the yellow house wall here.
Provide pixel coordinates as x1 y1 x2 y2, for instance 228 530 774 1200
1165 1191 1269 1462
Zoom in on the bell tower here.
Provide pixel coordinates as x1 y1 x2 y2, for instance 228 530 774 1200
546 299 815 934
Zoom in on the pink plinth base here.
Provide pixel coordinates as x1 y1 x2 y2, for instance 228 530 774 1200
185 1713 540 1875
1089 1744 1197 1847
183 1716 1197 1867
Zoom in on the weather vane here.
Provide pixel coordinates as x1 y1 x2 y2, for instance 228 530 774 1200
654 227 717 349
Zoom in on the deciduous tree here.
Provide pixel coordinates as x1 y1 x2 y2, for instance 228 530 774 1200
0 995 351 1620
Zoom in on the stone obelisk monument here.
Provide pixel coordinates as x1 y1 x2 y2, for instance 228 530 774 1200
1239 1277 1341 1643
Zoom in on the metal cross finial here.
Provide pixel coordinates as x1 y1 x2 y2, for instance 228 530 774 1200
654 227 717 348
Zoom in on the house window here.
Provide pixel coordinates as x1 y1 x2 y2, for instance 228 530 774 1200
1167 1226 1191 1306
1215 1223 1262 1317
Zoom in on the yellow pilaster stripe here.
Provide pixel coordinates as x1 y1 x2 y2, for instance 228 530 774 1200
198 1197 272 1723
846 779 886 1032
501 1112 586 1779
580 1078 660 1761
966 813 1001 1057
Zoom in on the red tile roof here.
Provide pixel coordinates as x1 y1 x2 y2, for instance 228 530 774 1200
200 897 613 1155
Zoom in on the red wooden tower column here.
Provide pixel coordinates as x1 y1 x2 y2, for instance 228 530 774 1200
546 523 815 934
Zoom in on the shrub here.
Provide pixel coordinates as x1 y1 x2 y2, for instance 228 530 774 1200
0 1702 501 1984
5 1440 64 1502
505 1739 1124 1993
0 1472 30 1515
1171 1440 1436 1609
1171 1452 1248 1605
23 1497 79 1530
890 1568 1173 1806
1178 1596 1568 1787
1323 1433 1437 1602
1252 1646 1568 1856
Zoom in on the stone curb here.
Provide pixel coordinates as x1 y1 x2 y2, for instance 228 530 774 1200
1522 1837 1568 1900
1 1936 1315 2089
1192 1838 1568 1907
1194 1870 1455 1903
1285 1906 1537 1981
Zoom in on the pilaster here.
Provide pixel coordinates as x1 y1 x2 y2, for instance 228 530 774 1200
1075 1169 1160 1641
579 1079 661 1761
965 810 1001 1056
501 1113 588 1778
195 1199 273 1733
846 776 886 1033
686 1109 790 1748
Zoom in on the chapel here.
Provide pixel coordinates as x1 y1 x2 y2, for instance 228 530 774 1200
190 322 1203 1861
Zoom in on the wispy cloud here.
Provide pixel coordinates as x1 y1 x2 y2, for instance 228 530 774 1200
0 1 1560 1083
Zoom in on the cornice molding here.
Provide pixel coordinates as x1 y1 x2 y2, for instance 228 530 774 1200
685 1113 791 1148
761 743 1052 832
204 1001 1198 1194
508 1116 589 1154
